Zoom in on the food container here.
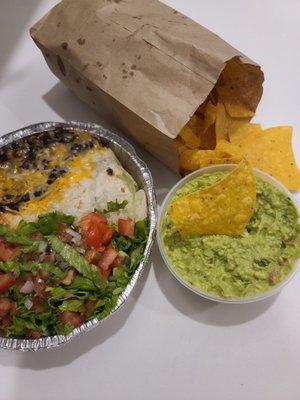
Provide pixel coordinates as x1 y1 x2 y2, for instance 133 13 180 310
157 164 300 304
0 121 157 351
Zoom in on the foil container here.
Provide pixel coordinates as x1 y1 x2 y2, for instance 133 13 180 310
0 121 157 351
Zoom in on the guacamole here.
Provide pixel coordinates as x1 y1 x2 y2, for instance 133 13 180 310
161 172 300 299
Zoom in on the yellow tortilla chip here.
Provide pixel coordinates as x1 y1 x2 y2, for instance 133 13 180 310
226 115 251 137
215 101 228 141
170 161 256 237
179 127 200 149
216 58 260 118
215 139 243 159
235 126 300 190
173 136 186 154
178 115 202 149
204 101 217 132
179 148 242 171
199 124 216 150
229 123 261 144
195 101 207 117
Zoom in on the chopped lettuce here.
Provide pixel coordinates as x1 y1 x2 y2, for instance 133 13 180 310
18 211 74 236
0 224 37 246
58 299 84 313
0 260 65 278
0 215 148 338
47 236 107 289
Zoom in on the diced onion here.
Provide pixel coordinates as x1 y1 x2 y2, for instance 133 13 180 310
38 241 47 253
65 228 82 243
20 280 34 294
24 298 33 310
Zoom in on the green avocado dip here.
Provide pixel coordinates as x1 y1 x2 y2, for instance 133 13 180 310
161 172 300 299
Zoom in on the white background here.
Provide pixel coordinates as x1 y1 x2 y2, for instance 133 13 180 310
0 1 300 399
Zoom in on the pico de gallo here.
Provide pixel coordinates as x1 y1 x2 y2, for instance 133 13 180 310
0 206 148 338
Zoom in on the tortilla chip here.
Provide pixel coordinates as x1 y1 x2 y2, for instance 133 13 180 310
204 101 217 132
179 127 201 149
226 115 251 137
170 161 256 236
215 139 243 159
199 124 216 150
215 101 229 141
235 126 300 190
229 123 261 143
173 136 186 154
216 57 262 118
195 101 207 117
179 148 242 171
178 115 202 149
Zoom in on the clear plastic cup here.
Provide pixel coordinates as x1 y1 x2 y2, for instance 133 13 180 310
157 164 300 304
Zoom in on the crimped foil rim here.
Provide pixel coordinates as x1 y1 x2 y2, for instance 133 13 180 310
0 121 157 351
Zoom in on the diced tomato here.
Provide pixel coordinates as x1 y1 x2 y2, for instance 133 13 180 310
0 298 12 317
25 272 34 281
32 298 45 315
83 223 102 249
79 212 107 231
79 212 115 249
101 227 115 245
28 330 41 339
59 311 85 328
61 268 76 285
0 274 15 294
84 300 97 317
14 279 24 291
1 315 12 328
98 246 118 270
0 240 20 262
111 254 124 268
99 267 111 277
58 223 73 243
85 248 99 264
118 218 134 238
38 269 50 281
33 278 48 299
10 301 18 316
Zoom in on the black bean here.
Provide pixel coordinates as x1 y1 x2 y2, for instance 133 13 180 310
106 168 114 176
0 149 8 163
6 203 20 211
70 143 83 154
0 205 6 212
19 193 30 203
47 168 66 184
21 159 31 169
34 189 42 197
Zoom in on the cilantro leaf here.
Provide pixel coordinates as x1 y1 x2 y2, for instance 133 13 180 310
102 199 128 214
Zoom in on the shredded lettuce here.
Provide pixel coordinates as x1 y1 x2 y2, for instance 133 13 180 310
47 236 107 289
0 260 65 278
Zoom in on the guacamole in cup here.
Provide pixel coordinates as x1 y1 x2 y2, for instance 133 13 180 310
159 166 300 302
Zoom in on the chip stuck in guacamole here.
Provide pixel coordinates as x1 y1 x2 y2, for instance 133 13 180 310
161 170 300 300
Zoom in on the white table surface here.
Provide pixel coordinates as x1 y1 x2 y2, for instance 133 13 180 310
0 1 300 399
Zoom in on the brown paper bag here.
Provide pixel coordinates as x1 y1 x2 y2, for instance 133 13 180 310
30 0 264 172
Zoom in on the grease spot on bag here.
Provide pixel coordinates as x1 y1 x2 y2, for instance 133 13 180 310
77 38 86 45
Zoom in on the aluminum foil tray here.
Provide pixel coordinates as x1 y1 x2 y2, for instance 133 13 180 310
0 121 157 351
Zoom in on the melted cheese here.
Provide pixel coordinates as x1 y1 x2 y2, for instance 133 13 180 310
19 148 106 216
